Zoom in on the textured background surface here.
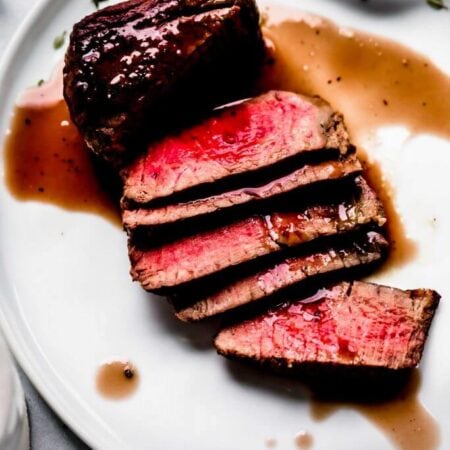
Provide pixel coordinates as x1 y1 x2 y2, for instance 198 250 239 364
1 1 89 448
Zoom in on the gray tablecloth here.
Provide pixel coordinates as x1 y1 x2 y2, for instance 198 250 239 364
19 371 89 450
1 1 89 448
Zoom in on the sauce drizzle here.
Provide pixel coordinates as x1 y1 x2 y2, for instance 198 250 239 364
310 371 440 450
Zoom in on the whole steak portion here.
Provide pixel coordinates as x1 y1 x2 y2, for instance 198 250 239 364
63 0 264 164
215 281 440 371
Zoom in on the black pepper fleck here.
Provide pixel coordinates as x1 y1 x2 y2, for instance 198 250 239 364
124 367 134 379
382 99 389 106
336 76 342 82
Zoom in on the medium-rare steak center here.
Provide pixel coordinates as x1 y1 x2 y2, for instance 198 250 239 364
215 281 440 371
129 178 386 290
122 153 362 230
174 231 388 321
122 91 351 204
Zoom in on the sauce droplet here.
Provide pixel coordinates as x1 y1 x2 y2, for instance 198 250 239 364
265 437 277 448
295 430 314 449
310 371 440 450
3 66 121 225
96 360 140 400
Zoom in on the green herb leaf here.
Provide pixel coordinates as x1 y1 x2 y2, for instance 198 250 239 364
92 0 109 9
53 31 67 50
427 0 448 9
37 79 45 87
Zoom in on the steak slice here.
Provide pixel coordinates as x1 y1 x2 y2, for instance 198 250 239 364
215 281 440 371
122 91 351 204
122 154 362 230
129 177 386 290
175 231 388 321
64 0 264 164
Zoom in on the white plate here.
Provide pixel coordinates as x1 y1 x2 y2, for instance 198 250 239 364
0 1 449 449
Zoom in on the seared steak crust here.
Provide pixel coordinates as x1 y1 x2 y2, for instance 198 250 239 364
64 0 264 164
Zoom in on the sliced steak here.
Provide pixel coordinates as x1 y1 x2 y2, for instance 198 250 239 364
215 281 440 371
175 231 388 321
64 0 264 164
122 91 351 204
122 154 362 230
129 178 386 290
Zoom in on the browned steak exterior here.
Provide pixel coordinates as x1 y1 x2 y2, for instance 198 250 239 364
64 0 264 164
122 92 351 204
122 154 362 230
175 231 388 321
215 281 440 370
129 178 386 290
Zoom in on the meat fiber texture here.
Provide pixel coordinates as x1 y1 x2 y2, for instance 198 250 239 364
64 0 264 165
122 91 351 204
129 177 386 290
122 154 362 230
215 281 440 371
175 231 388 321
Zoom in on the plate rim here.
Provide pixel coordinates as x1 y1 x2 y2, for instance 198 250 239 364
0 2 111 448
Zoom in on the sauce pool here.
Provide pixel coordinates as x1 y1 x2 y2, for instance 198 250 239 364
4 69 120 225
262 10 450 142
261 9 450 268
